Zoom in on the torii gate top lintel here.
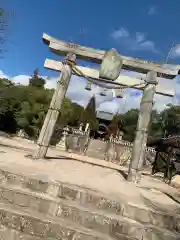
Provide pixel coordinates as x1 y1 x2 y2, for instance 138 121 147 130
43 33 180 80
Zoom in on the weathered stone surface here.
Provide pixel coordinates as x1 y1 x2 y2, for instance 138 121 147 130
25 179 49 193
58 185 124 214
85 139 106 160
0 170 179 235
0 225 139 240
0 186 144 239
58 184 180 234
104 142 131 165
55 202 180 239
0 204 178 240
59 185 79 200
0 225 46 240
121 203 177 231
0 224 115 240
0 169 58 197
0 139 179 240
66 135 87 153
0 186 58 216
171 175 180 189
0 184 178 239
56 202 144 239
143 228 179 240
0 206 133 240
81 138 155 167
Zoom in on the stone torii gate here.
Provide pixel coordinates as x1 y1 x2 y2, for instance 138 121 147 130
33 33 179 182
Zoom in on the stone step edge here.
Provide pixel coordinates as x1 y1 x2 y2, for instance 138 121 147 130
0 183 58 202
0 179 179 235
56 198 180 239
0 167 178 226
0 183 174 240
0 186 146 240
0 226 53 240
0 183 172 230
0 166 171 213
0 168 179 217
0 202 135 240
0 167 108 198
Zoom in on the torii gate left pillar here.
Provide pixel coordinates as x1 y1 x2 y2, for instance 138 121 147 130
33 53 76 159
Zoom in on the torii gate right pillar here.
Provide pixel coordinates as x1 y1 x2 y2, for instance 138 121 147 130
127 71 158 182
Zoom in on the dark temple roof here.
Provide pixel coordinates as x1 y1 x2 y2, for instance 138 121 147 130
96 111 114 121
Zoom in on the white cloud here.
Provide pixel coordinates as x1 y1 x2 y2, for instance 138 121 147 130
148 6 156 15
104 74 180 113
170 44 180 59
0 70 179 114
0 70 8 79
111 27 129 40
11 75 30 85
0 71 59 89
136 32 145 43
111 27 158 53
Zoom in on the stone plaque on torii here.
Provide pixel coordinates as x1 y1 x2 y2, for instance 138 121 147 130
33 32 179 183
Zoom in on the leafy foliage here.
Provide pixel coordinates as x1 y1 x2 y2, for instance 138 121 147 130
0 71 85 138
120 109 139 142
29 69 46 88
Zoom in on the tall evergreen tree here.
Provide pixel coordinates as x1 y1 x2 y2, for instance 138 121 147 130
29 69 46 88
82 95 98 130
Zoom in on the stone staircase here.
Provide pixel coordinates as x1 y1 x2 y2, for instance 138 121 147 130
0 168 179 239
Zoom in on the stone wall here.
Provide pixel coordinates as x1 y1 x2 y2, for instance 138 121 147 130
65 134 156 167
85 139 156 166
66 134 88 153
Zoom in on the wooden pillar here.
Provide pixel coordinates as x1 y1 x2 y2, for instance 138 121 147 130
127 71 158 182
33 53 76 159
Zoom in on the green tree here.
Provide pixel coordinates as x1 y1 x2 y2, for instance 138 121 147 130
29 69 46 88
120 109 139 142
160 105 180 136
57 98 84 127
81 96 98 130
0 80 20 132
0 75 86 138
149 109 163 138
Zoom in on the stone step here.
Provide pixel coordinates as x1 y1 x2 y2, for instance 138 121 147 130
0 189 178 240
0 226 59 240
0 168 180 226
0 184 59 216
0 202 135 240
0 182 179 239
55 199 179 240
0 167 179 233
0 184 142 239
0 169 180 229
0 184 171 240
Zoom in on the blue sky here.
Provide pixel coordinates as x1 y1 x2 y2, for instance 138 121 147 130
1 0 180 113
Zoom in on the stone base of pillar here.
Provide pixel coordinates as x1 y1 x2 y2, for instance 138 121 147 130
127 168 141 183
